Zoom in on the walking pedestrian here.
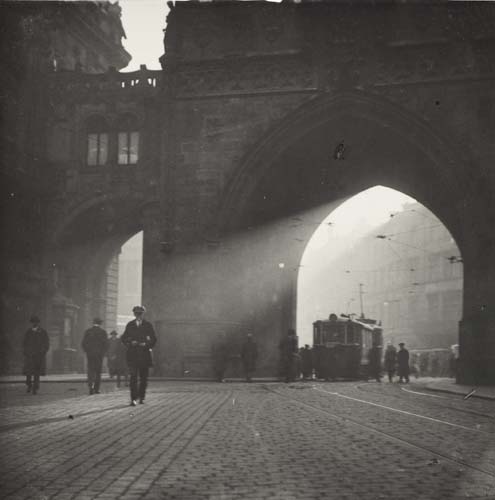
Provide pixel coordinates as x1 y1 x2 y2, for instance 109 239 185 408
367 342 382 382
449 344 459 379
397 342 410 383
384 341 397 383
240 333 258 382
279 329 298 383
121 306 157 406
300 344 313 380
23 315 49 395
107 330 128 387
81 318 108 395
211 332 229 382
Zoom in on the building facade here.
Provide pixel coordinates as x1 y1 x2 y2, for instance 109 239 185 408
304 202 463 349
2 1 495 382
1 0 131 373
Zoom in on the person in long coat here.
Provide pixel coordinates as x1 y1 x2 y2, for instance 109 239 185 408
300 345 313 380
384 342 397 383
121 305 157 406
107 330 128 387
367 342 382 382
23 315 49 394
397 342 410 383
81 318 108 395
279 329 299 383
240 334 258 382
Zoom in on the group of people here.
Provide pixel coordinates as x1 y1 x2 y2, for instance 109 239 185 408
211 332 259 382
22 305 157 407
81 305 157 406
369 341 410 383
80 318 127 395
276 329 413 384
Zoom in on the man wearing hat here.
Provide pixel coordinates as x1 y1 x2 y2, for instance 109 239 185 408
82 318 108 395
107 330 128 388
121 306 157 406
397 342 410 383
23 315 49 394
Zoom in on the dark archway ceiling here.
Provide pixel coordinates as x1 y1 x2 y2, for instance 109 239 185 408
241 113 457 245
58 198 144 248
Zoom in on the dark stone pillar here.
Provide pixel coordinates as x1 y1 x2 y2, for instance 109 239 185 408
458 246 495 385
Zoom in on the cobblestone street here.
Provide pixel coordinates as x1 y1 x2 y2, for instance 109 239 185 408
1 380 494 500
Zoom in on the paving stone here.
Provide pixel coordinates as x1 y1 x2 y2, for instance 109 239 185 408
0 381 494 499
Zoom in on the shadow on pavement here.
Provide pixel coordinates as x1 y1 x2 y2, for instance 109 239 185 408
0 403 130 433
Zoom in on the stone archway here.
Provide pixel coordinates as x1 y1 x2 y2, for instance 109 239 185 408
44 194 147 372
217 91 494 383
220 91 466 237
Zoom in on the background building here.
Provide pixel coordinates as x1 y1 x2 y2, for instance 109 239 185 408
299 202 463 350
0 0 131 373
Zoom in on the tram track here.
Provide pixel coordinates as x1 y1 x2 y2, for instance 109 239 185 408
353 382 495 421
262 384 495 480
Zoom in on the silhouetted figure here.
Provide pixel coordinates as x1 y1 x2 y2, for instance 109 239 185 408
211 332 229 382
107 330 128 387
23 315 49 395
384 342 397 383
122 306 157 406
368 342 382 382
300 344 313 380
449 344 459 379
419 353 429 377
0 333 11 375
279 329 299 383
411 352 420 379
240 334 258 382
397 342 410 383
82 318 108 395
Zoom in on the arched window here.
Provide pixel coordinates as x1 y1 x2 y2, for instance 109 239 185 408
86 116 108 166
118 114 139 165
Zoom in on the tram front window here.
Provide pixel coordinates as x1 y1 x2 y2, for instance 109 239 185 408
323 324 345 344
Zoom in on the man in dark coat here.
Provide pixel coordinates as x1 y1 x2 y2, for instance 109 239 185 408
384 342 397 383
367 342 382 382
23 315 49 394
279 329 299 383
81 318 108 395
240 333 258 382
107 330 128 387
300 344 313 380
397 342 410 383
121 305 157 406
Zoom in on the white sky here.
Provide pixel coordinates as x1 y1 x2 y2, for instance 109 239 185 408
119 0 169 71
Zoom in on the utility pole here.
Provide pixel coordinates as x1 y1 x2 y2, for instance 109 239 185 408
359 283 364 318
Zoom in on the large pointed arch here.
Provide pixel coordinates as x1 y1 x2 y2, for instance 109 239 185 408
218 90 470 254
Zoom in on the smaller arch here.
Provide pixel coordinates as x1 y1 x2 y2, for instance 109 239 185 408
85 114 109 131
50 192 147 248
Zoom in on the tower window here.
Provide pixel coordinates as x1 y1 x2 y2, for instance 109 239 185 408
86 116 108 166
118 114 139 165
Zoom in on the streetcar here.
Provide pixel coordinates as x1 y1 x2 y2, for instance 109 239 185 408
312 313 383 380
